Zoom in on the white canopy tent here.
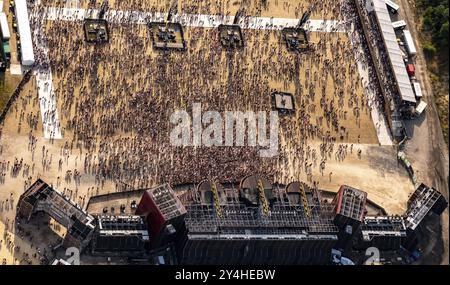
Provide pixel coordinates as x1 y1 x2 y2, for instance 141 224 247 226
0 12 10 40
15 0 35 66
373 0 416 104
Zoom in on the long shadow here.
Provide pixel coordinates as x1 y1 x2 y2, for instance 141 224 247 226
415 213 445 264
12 213 65 265
404 111 426 139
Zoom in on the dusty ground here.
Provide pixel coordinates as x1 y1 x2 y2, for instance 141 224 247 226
0 74 21 113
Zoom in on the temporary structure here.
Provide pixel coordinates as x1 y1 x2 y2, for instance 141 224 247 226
15 0 35 66
0 12 10 40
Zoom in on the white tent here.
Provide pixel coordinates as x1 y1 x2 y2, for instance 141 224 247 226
0 12 10 40
373 0 416 104
403 30 417 56
15 0 35 66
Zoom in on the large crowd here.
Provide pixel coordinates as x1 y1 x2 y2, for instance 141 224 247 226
17 0 376 190
0 0 394 264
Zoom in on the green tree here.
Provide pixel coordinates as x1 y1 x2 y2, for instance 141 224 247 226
439 21 449 49
423 42 437 58
422 15 433 30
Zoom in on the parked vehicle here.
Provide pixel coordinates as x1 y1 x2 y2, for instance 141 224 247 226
406 63 415 77
385 0 399 14
412 81 422 98
392 20 406 30
403 30 417 56
414 100 427 117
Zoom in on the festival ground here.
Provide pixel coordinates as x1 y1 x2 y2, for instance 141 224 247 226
0 0 418 264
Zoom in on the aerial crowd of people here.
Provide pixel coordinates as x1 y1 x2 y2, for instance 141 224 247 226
0 0 392 264
1 0 383 192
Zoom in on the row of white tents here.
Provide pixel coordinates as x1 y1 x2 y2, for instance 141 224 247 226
0 1 9 40
0 12 10 40
14 0 34 66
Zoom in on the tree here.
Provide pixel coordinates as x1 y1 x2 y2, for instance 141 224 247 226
439 21 449 49
423 42 437 58
422 15 433 31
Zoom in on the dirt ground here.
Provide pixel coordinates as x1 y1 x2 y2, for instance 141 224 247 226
0 74 22 112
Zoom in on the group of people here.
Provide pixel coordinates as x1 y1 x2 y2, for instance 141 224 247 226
1 214 50 265
350 0 402 119
20 0 376 190
0 0 393 264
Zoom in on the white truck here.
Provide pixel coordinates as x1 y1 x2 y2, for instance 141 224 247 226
403 30 417 56
415 100 427 117
385 0 400 14
392 20 407 31
412 81 423 99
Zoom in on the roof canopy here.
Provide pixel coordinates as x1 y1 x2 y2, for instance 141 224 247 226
373 0 416 104
15 0 35 66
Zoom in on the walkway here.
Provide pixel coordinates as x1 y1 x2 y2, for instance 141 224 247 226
41 7 349 32
348 21 393 145
31 6 62 140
